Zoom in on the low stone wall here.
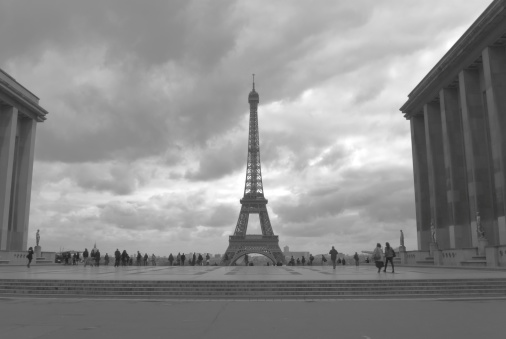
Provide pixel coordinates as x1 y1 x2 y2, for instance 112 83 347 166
440 248 477 266
402 246 506 267
485 245 506 267
0 250 56 265
403 251 429 265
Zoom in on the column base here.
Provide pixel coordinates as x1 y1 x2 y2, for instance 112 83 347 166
478 238 488 256
429 242 438 256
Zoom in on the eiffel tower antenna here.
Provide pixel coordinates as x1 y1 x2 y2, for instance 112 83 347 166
221 76 285 266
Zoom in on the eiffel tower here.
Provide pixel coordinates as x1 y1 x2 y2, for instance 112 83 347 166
221 75 286 266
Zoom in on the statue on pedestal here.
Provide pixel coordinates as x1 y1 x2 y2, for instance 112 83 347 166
400 230 404 247
430 219 437 244
476 212 486 239
36 229 40 246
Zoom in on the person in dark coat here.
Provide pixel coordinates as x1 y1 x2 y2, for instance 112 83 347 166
168 253 174 266
83 248 90 267
26 247 34 268
95 249 100 267
136 251 142 266
181 253 186 266
114 249 121 267
121 250 128 266
329 246 338 269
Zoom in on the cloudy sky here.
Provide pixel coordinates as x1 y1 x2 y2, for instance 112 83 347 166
1 0 492 257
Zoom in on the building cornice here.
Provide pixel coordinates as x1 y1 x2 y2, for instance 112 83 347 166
0 69 48 122
400 0 506 119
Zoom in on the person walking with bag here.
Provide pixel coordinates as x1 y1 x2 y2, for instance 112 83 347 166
372 243 384 273
384 242 395 273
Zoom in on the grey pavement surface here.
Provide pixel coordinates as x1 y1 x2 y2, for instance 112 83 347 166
1 265 506 339
1 298 505 339
2 263 506 281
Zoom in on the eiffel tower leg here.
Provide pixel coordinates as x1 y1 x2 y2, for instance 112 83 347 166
259 210 274 236
233 207 249 236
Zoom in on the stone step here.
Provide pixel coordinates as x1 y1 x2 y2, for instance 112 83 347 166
2 279 504 288
461 261 487 267
0 278 505 299
471 256 486 260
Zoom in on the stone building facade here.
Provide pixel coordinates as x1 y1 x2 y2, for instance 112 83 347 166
0 69 48 251
400 0 506 266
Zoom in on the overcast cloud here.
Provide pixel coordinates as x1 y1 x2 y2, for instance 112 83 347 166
0 0 493 256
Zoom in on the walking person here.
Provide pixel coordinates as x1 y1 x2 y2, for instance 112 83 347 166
95 248 100 267
181 253 186 266
151 254 156 266
353 252 359 266
136 251 142 266
384 242 395 273
143 253 148 266
309 254 314 266
83 248 89 267
168 253 174 266
26 247 34 268
104 253 109 266
329 246 338 269
121 250 128 266
301 256 306 266
372 243 384 273
192 253 196 266
114 249 121 267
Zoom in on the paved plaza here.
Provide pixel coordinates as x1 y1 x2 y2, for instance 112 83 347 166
1 265 506 339
2 263 506 282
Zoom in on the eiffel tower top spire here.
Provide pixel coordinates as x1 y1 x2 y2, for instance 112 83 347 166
244 75 264 199
248 74 259 104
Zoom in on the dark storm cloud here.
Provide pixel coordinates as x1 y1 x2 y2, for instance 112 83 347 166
273 165 414 225
184 137 246 181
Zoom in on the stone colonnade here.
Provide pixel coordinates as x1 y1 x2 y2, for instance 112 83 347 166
0 69 47 251
409 45 506 251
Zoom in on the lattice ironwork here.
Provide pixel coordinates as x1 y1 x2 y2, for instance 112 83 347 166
221 76 285 265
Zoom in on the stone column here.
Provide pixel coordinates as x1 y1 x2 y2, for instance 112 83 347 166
440 87 471 248
410 115 431 250
9 117 37 251
0 106 18 251
459 68 496 247
424 102 450 249
482 46 506 245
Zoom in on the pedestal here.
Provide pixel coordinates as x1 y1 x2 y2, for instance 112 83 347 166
433 250 443 266
398 246 407 264
429 242 438 257
478 238 488 256
34 245 41 258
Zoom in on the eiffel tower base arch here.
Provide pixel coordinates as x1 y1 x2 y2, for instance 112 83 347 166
221 235 286 266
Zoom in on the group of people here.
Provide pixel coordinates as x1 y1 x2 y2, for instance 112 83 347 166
372 242 396 273
111 249 157 267
167 252 212 266
287 254 315 266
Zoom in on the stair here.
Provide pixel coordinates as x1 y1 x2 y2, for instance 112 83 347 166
35 257 54 265
0 279 505 299
461 256 487 267
416 257 434 265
